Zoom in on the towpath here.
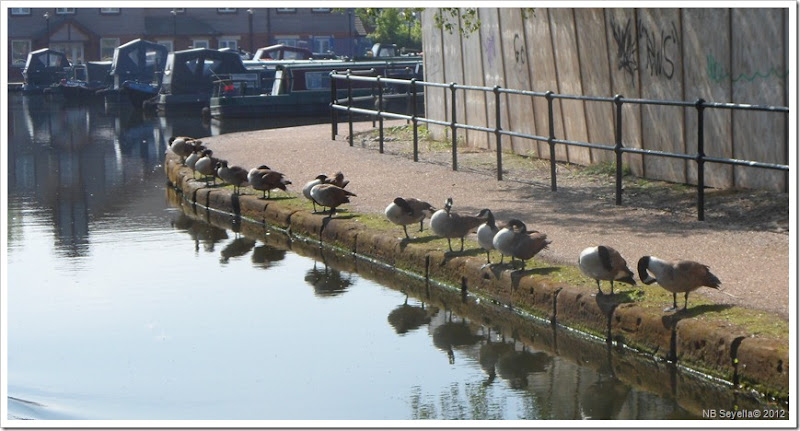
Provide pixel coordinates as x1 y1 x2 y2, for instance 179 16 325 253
190 119 790 319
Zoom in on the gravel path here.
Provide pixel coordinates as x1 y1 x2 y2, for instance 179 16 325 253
195 119 790 319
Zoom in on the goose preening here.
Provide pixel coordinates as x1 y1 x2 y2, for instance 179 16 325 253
309 183 356 218
429 197 488 253
384 197 436 239
578 245 636 295
637 256 721 311
303 174 328 213
476 209 499 264
492 219 550 269
248 165 292 199
327 171 349 189
215 160 249 194
169 136 201 163
194 149 221 186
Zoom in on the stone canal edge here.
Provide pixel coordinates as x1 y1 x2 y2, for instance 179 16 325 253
165 155 788 401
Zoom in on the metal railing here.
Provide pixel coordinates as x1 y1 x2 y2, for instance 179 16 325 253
330 70 789 221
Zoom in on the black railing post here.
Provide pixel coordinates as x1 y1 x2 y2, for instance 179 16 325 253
545 91 557 191
330 72 337 140
696 98 706 221
614 94 624 205
411 78 419 162
347 70 353 147
450 82 458 171
377 75 384 154
494 85 503 181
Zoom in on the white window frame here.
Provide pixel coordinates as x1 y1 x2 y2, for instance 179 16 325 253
217 8 237 14
312 8 331 13
192 39 210 49
313 37 332 53
100 38 119 60
56 8 76 15
11 40 31 66
218 38 239 51
276 8 296 14
11 8 31 15
100 8 120 15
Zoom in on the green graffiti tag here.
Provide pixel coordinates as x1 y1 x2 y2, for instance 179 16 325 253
707 53 789 83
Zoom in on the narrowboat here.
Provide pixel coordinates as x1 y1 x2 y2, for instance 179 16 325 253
101 39 169 108
154 48 254 115
21 48 71 94
58 61 113 103
208 59 423 119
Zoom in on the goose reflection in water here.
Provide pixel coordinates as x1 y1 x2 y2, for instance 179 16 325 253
171 213 228 252
495 347 552 389
304 257 354 297
250 244 287 270
478 330 515 385
219 234 257 264
580 376 631 420
387 294 434 335
432 312 483 364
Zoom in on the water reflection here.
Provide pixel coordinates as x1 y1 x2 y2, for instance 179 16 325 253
304 251 355 297
386 295 433 335
431 312 483 364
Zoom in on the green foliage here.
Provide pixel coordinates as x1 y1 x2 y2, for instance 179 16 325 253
434 8 536 37
341 8 423 51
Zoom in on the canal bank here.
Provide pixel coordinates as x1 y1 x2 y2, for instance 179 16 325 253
164 121 789 400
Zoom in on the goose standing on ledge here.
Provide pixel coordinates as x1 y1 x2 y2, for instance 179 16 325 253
310 183 356 218
578 245 636 295
385 197 436 239
216 160 249 195
492 219 550 269
194 150 220 186
303 174 328 213
248 165 292 199
637 256 721 311
476 209 499 264
429 197 488 253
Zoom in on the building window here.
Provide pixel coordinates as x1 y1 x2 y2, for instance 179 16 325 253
100 38 119 60
157 40 174 52
100 8 120 15
217 8 237 14
10 8 31 15
313 37 332 53
276 8 296 14
192 40 210 49
56 8 76 15
11 40 31 66
219 39 239 50
275 37 299 47
312 8 331 13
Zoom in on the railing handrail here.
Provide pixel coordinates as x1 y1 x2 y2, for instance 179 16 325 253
329 71 789 221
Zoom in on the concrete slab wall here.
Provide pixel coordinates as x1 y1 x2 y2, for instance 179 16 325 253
421 7 789 191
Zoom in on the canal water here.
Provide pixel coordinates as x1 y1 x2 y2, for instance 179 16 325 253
4 93 772 422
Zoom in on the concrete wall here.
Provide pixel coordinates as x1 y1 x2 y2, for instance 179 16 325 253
421 7 790 191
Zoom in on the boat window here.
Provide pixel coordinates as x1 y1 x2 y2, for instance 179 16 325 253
305 71 330 90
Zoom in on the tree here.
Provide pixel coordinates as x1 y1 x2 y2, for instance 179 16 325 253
342 8 423 52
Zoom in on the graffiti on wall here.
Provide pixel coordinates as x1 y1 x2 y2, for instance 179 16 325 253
706 53 789 83
609 16 680 85
513 33 526 64
610 16 638 85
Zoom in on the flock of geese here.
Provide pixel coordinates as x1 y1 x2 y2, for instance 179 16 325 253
169 136 722 313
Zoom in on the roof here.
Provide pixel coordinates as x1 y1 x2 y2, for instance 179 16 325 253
144 15 219 36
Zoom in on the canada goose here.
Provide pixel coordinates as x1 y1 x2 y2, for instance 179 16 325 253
184 145 206 178
637 256 721 311
578 245 636 295
168 136 201 162
384 197 436 239
429 197 488 252
327 171 349 189
310 183 356 218
194 149 220 186
476 209 499 264
215 160 249 194
492 219 550 269
248 165 292 199
303 174 328 213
